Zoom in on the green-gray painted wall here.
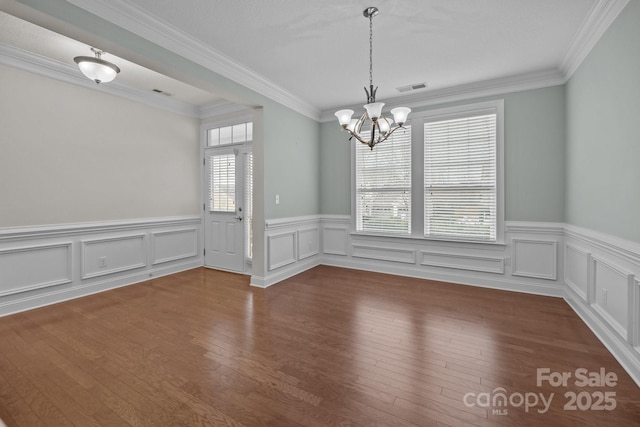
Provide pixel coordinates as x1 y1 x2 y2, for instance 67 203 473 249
320 86 567 223
566 0 640 243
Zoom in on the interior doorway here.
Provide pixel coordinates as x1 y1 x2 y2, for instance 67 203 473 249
203 121 253 274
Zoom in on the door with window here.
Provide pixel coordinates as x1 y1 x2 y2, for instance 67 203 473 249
203 122 253 273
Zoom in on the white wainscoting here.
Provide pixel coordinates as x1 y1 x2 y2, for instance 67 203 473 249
82 234 147 279
152 228 199 265
267 231 297 271
0 242 72 297
251 216 323 288
564 224 640 386
298 227 320 261
512 239 558 280
321 218 564 297
0 216 202 316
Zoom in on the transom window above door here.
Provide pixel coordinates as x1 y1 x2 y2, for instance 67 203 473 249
208 122 253 146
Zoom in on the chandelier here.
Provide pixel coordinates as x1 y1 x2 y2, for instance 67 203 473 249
74 48 121 84
335 7 411 150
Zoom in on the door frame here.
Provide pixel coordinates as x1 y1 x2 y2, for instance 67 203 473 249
200 116 253 275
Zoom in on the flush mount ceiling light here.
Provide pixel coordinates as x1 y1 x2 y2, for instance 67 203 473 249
73 47 120 84
335 7 411 150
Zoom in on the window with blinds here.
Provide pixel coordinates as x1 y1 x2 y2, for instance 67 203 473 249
355 127 411 234
244 152 253 259
424 113 497 241
209 153 236 212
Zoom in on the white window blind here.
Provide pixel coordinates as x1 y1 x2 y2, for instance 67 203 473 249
244 152 253 259
424 113 497 241
355 127 411 234
209 154 236 212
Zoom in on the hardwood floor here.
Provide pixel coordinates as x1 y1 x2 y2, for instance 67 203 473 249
0 266 639 426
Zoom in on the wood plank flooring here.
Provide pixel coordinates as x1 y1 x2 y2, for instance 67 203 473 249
0 265 639 426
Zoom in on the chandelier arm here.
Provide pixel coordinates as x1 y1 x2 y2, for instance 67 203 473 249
382 124 407 140
344 129 370 146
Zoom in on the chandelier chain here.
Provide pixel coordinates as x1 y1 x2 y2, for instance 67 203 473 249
369 13 373 89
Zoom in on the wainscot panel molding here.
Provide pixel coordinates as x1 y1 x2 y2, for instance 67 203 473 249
319 218 564 297
81 234 147 280
297 227 320 261
564 224 640 387
420 251 505 274
0 243 72 297
267 231 297 271
564 243 590 302
151 228 199 265
352 244 417 264
320 215 350 256
511 239 558 280
0 216 202 316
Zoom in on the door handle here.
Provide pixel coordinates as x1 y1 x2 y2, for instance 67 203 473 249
234 216 243 221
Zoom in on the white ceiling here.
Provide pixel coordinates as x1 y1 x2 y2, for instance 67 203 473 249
2 0 617 116
96 0 597 111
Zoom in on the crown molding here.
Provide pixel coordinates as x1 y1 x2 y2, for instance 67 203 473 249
198 100 254 119
320 69 565 122
65 0 322 121
60 0 628 123
560 0 630 79
0 43 204 118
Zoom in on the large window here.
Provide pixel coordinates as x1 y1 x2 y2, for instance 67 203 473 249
424 112 497 241
355 127 412 234
353 100 503 243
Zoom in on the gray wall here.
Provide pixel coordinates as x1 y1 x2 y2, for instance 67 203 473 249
566 0 640 243
320 86 567 223
0 64 200 227
263 104 320 219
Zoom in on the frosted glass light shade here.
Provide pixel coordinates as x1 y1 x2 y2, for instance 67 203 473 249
346 119 358 132
364 102 384 120
378 117 390 134
390 107 411 125
74 56 120 84
335 109 354 127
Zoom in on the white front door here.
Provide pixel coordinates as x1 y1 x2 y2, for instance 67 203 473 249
204 147 251 272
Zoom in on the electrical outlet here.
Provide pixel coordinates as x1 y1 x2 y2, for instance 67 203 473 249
601 288 608 307
275 194 280 204
99 256 107 268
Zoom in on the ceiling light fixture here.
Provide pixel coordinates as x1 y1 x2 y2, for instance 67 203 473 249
73 48 120 84
335 7 411 150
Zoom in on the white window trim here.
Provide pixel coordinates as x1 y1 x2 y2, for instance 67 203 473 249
351 99 505 245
